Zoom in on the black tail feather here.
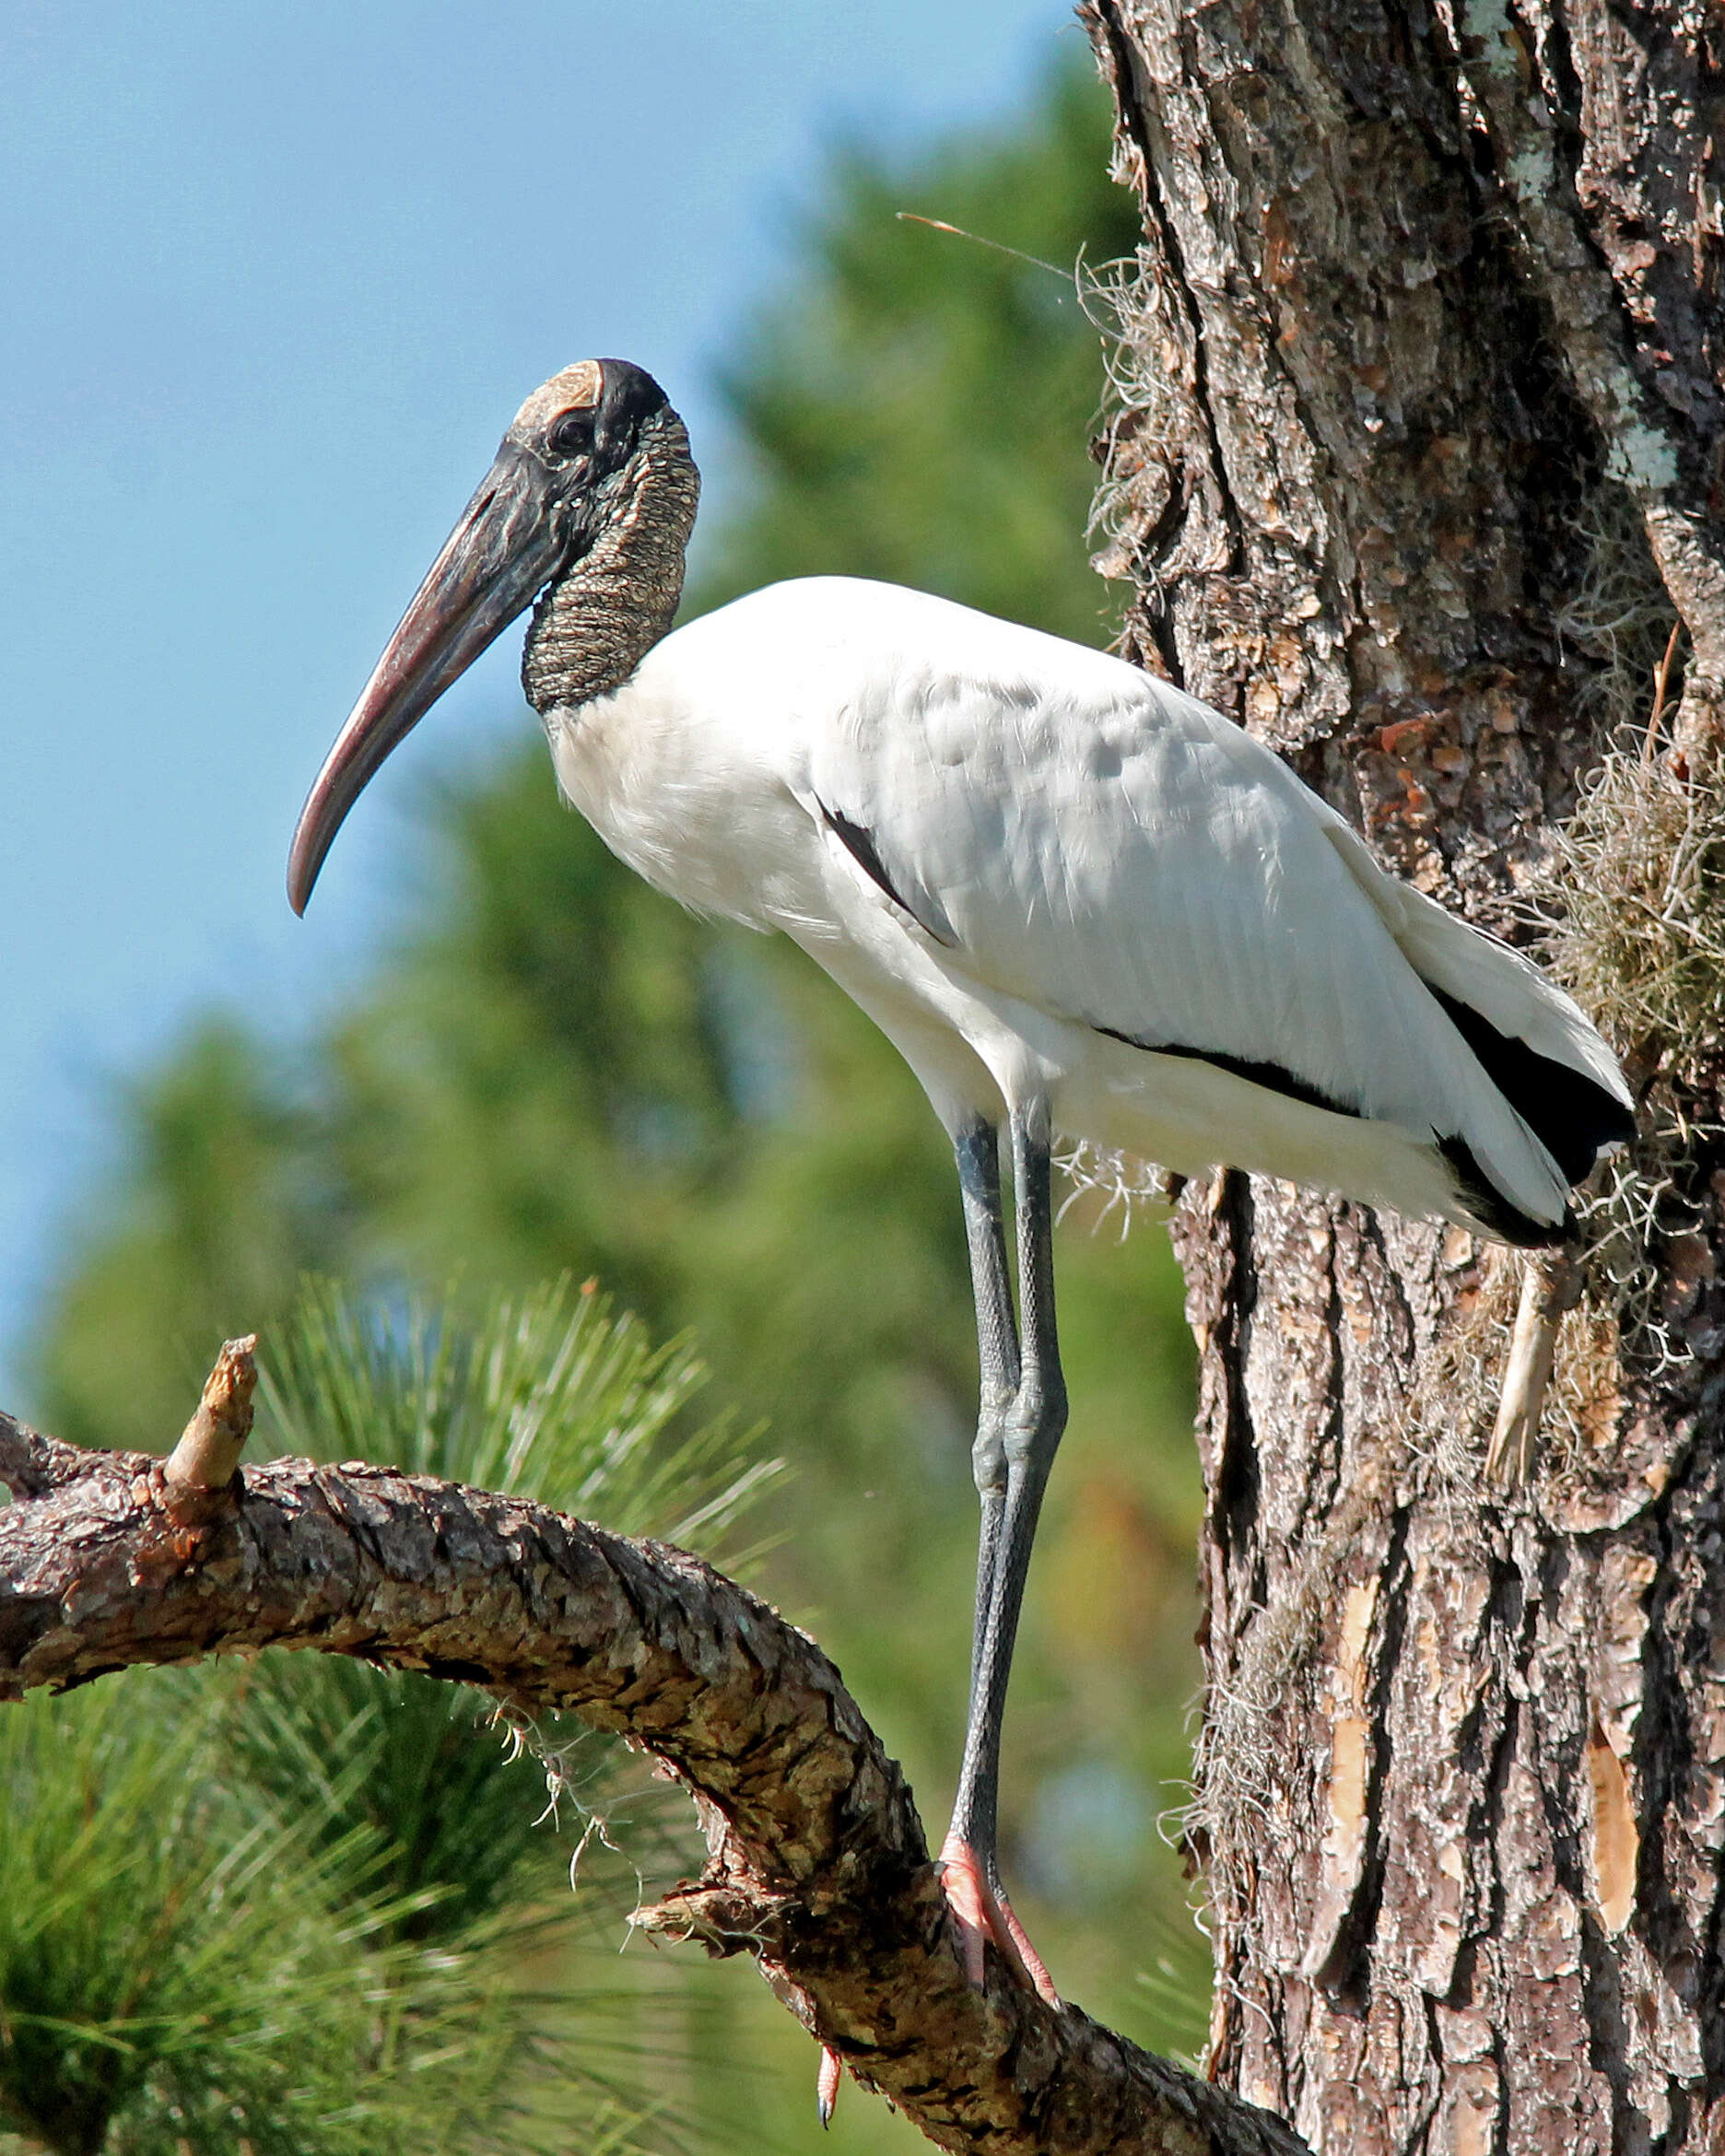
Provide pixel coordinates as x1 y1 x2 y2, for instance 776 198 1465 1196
1435 1131 1575 1248
1428 985 1635 1186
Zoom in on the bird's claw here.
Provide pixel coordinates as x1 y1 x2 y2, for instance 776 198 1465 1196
937 1831 1061 2009
816 2044 842 2127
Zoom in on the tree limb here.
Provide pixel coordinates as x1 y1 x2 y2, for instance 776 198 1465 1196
0 1401 1306 2156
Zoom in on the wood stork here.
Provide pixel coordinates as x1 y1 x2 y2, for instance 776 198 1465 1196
288 358 1635 2010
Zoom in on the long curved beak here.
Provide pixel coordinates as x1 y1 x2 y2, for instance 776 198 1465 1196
288 443 569 914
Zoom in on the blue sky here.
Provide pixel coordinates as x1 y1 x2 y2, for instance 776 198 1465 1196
0 1 1085 1400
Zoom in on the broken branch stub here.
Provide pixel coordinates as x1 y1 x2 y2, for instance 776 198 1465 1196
162 1335 259 1521
1485 1252 1585 1488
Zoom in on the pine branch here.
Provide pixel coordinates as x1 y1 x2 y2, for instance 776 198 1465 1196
0 1373 1305 2156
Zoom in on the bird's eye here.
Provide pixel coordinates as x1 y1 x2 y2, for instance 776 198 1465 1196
547 410 596 458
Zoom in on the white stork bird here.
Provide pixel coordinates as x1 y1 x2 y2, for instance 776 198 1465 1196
288 358 1634 2010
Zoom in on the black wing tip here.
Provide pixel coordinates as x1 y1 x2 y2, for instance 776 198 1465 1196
1596 1097 1639 1152
1427 984 1635 1187
1436 1132 1575 1248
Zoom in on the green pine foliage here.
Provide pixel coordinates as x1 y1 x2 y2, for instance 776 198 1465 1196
258 1275 776 1546
228 1277 779 1943
0 1676 572 2156
5 1280 769 2156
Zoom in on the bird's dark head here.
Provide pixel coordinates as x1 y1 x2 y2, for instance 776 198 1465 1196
287 357 691 915
502 357 681 560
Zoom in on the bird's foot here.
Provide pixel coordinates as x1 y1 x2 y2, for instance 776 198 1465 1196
816 2044 842 2127
937 1830 1061 2009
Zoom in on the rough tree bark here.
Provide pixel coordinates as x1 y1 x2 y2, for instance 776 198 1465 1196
1081 3 1723 2151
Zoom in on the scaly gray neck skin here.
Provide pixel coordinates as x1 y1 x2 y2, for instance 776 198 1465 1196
522 412 700 721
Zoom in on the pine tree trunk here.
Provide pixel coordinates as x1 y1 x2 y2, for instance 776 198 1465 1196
1081 3 1725 2149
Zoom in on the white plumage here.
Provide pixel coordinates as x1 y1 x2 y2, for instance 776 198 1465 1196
550 573 1628 1241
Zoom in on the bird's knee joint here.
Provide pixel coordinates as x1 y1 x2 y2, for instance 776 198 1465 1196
1002 1429 1038 1472
980 1377 1016 1422
971 1425 1008 1497
1003 1386 1067 1470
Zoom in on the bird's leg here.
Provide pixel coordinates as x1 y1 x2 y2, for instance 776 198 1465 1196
954 1117 1020 1720
939 1119 1024 1989
814 1125 1020 2126
940 1106 1065 2010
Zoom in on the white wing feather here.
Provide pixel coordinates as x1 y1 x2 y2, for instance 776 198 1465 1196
765 583 1616 1224
1320 822 1629 1105
596 578 1627 1233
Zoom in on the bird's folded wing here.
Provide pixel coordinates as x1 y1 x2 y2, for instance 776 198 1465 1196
1318 820 1627 1107
807 657 1619 1224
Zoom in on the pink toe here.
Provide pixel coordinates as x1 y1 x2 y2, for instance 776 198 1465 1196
938 1830 1059 2007
816 2043 842 2127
